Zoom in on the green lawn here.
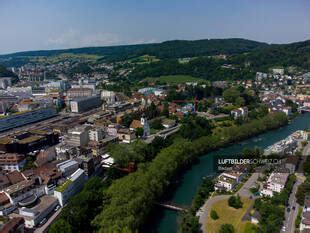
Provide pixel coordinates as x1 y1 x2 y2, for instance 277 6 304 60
128 55 160 64
206 197 256 233
143 75 205 84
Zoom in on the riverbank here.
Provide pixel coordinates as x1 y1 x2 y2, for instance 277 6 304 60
153 112 310 233
92 112 289 232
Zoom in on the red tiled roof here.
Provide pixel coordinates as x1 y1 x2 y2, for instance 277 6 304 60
0 217 24 233
6 171 25 184
130 120 142 129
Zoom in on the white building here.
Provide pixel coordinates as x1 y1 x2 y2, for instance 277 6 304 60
302 130 310 141
272 68 284 75
65 125 90 147
19 196 58 228
0 77 12 89
54 168 86 207
89 128 105 142
214 171 245 191
101 90 116 104
56 159 79 177
0 154 26 172
261 172 289 197
231 107 248 120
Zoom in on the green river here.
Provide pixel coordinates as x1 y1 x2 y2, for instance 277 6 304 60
151 113 310 233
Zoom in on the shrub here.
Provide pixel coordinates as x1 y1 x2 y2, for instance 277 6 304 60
228 195 243 209
210 209 219 220
219 224 235 233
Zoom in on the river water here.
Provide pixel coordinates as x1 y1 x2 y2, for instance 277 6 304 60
152 113 310 233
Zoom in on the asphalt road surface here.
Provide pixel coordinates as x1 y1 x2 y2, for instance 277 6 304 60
282 144 309 233
198 172 260 233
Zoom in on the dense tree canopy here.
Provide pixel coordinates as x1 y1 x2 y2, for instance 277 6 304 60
92 112 287 232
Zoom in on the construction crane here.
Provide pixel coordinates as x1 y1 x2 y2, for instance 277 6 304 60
172 96 198 112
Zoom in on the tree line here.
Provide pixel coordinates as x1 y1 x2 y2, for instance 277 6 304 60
129 57 254 82
92 112 288 232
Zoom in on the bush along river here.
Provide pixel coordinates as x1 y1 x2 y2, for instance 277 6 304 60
150 113 310 233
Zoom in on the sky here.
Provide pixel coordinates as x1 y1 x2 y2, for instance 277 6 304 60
0 0 310 54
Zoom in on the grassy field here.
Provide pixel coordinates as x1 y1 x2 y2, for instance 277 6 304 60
128 55 160 64
143 75 205 84
206 197 256 233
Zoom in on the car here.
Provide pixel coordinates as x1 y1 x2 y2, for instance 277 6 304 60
39 218 47 226
287 207 290 212
292 206 296 210
54 205 60 211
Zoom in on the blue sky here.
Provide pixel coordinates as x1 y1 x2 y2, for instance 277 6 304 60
0 0 310 54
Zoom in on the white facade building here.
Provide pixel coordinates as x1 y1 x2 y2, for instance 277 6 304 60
101 90 116 104
89 128 105 142
56 159 79 177
261 172 289 197
54 168 86 207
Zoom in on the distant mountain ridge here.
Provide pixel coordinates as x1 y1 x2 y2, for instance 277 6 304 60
0 38 267 61
1 38 310 71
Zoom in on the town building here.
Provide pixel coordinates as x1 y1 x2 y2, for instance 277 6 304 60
0 77 12 89
231 107 248 119
70 96 102 113
89 128 105 142
101 90 116 104
285 156 299 174
67 87 93 99
0 217 24 233
214 171 245 191
300 196 310 231
117 129 136 143
0 130 59 154
18 196 58 228
56 159 79 177
261 172 289 197
0 154 26 172
54 168 86 207
162 119 176 129
64 125 91 147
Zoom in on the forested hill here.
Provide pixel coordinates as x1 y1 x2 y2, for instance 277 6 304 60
0 38 267 62
129 38 268 59
2 38 310 71
231 39 310 71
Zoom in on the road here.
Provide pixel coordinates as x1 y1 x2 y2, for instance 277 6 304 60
198 194 230 233
282 143 309 233
34 208 62 233
198 171 260 233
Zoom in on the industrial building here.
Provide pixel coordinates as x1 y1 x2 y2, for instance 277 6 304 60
0 130 59 154
70 96 102 113
0 107 57 132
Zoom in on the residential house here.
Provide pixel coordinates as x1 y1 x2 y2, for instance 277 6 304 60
231 107 248 119
261 171 289 197
117 129 136 143
214 171 245 191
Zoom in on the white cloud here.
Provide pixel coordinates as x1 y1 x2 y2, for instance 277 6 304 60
132 38 158 44
47 29 124 48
